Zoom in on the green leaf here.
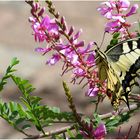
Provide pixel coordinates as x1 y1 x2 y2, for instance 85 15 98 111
110 39 118 46
51 107 60 113
67 128 75 138
75 133 83 139
36 125 42 131
17 103 26 117
20 97 31 110
93 112 101 125
105 33 120 51
11 75 35 97
15 118 25 126
84 117 90 124
22 124 31 130
105 118 120 127
9 102 17 112
3 103 9 115
11 57 19 67
90 100 98 104
9 111 18 120
104 109 137 133
52 134 63 139
113 32 120 39
107 126 117 132
26 111 36 120
30 96 42 105
0 58 20 92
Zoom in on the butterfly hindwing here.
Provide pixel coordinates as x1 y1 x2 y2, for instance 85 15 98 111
122 56 140 100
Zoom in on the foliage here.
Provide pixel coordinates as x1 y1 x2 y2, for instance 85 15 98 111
106 32 120 51
0 58 74 138
0 57 19 92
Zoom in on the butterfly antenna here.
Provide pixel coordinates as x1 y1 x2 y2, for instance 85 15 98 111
94 42 100 51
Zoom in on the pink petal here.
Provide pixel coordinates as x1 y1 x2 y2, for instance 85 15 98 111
70 54 79 65
41 15 51 29
106 20 120 28
94 123 107 139
68 26 74 36
86 53 95 65
101 2 112 8
75 41 85 48
126 4 139 17
73 29 83 41
85 87 99 97
112 15 125 23
35 47 51 53
29 17 36 23
105 11 113 19
97 7 113 19
38 7 45 17
120 0 130 10
46 54 60 65
105 20 121 32
73 68 85 76
78 42 95 54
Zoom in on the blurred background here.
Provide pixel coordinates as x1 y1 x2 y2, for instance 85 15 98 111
0 1 139 138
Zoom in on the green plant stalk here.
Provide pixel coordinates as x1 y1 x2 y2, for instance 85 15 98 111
63 81 94 138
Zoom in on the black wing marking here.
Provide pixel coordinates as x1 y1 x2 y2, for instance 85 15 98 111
122 56 140 95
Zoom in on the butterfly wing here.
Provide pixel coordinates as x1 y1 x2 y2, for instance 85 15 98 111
96 49 123 109
96 37 140 109
106 38 140 107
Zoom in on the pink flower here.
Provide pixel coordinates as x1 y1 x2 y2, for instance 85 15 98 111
98 0 139 37
69 53 79 65
78 42 94 54
80 122 106 139
105 20 121 33
85 87 99 97
97 2 114 19
41 15 59 36
29 14 59 43
85 53 96 66
32 21 46 42
73 68 85 76
28 1 106 96
94 123 107 139
46 53 61 65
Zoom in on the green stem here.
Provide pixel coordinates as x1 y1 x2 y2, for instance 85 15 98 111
95 96 100 113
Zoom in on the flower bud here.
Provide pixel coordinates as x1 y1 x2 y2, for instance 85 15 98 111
38 7 45 17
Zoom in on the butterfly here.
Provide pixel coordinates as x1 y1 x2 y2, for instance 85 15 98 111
95 37 140 110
